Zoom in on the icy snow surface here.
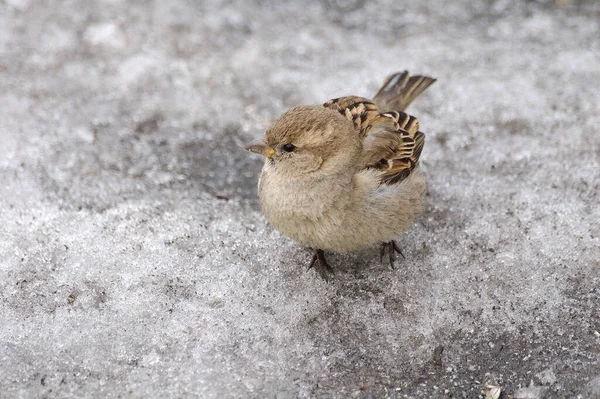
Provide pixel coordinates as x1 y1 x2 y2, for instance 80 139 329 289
1 0 599 397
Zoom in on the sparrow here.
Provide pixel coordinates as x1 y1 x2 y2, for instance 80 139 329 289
244 71 436 280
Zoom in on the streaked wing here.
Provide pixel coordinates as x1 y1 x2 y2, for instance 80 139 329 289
323 97 425 185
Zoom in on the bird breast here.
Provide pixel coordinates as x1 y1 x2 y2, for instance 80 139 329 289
257 164 355 246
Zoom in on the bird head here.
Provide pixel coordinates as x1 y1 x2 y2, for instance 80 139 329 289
244 105 360 178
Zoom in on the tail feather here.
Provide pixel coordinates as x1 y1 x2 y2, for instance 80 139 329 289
373 71 436 112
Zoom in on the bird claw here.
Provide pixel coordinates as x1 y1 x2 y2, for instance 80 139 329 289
380 240 405 269
307 249 335 281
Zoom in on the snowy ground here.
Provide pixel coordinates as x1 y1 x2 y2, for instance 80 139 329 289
1 0 599 398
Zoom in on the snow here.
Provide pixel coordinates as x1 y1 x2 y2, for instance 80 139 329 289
1 0 599 397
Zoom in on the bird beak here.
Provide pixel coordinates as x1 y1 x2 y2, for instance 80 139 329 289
244 138 276 158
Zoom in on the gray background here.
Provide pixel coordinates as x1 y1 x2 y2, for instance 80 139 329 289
1 0 599 398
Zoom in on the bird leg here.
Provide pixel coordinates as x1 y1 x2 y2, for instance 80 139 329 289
307 249 335 281
379 240 405 269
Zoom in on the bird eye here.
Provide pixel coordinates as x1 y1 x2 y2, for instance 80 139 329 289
282 143 296 152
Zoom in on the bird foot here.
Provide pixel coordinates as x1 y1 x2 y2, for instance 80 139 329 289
307 249 335 281
379 240 405 269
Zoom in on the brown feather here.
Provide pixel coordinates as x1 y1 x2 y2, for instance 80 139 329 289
323 71 434 185
373 71 436 112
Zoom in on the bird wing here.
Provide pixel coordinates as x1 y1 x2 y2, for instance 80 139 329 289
323 96 425 185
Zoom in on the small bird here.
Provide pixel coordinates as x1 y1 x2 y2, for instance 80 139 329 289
244 71 436 280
